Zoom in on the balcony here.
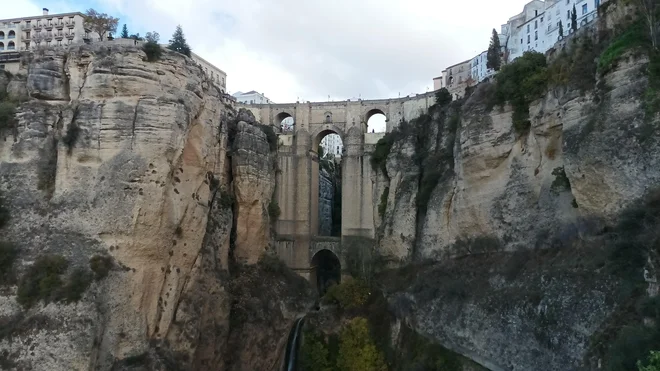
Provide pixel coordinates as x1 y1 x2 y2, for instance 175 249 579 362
45 24 53 30
33 25 42 31
23 24 32 30
55 34 63 40
24 35 31 41
66 22 75 28
66 33 74 39
55 23 64 29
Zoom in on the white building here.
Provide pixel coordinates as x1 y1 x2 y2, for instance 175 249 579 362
190 52 227 93
320 134 343 158
232 91 273 104
470 50 496 83
0 8 99 73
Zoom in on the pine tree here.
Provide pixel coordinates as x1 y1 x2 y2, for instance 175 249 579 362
121 24 129 38
487 28 502 71
571 5 578 32
559 20 564 38
168 25 191 57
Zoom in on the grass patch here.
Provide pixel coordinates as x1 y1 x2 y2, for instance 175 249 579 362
598 21 647 75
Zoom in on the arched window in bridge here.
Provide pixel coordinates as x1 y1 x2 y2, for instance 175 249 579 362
325 113 332 124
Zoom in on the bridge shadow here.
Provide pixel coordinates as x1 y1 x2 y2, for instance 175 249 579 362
310 248 341 295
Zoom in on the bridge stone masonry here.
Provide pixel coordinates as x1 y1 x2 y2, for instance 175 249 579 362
237 92 436 285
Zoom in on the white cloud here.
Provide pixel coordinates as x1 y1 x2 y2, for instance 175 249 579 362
14 0 531 104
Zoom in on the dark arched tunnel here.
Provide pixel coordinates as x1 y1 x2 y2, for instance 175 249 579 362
310 249 341 295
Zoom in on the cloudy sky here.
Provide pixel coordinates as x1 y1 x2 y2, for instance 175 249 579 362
11 0 529 103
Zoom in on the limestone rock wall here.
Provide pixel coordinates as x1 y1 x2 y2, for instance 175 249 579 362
0 44 303 371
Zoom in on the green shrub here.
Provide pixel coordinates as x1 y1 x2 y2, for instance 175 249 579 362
258 253 289 275
323 278 370 310
89 255 113 280
61 268 92 303
370 134 396 172
0 101 17 131
494 51 548 136
435 88 452 106
259 124 278 152
62 122 81 155
143 41 162 62
218 188 234 209
0 242 18 284
17 255 68 308
638 350 660 371
301 329 332 371
0 192 9 229
550 166 571 194
378 187 389 218
268 200 281 220
337 317 387 371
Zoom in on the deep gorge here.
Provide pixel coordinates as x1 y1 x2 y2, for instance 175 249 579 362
1 0 660 370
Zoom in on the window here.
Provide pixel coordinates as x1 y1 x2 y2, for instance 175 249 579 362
7 41 15 50
0 42 4 51
26 21 31 27
527 24 530 32
527 35 530 43
0 32 4 39
582 4 588 14
535 10 538 16
567 10 571 20
25 31 30 39
535 31 538 40
8 31 15 39
521 38 523 44
535 20 538 29
541 16 544 22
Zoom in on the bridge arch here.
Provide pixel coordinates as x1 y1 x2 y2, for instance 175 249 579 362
310 248 341 295
365 108 387 133
311 125 345 151
275 111 295 132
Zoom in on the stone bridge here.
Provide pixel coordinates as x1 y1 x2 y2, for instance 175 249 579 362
238 92 436 285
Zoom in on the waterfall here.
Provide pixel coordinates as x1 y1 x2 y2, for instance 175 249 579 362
283 317 305 371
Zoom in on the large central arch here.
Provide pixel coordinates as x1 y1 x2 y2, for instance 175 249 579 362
311 128 345 237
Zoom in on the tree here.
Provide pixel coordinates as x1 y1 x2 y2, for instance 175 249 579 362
130 33 144 41
120 24 129 39
83 9 119 41
143 31 162 62
168 25 191 57
487 28 502 71
638 350 660 371
559 20 564 38
571 5 578 33
631 0 659 50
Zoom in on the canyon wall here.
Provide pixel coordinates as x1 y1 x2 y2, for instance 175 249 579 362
0 43 312 370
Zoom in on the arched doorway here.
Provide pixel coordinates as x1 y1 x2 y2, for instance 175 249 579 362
310 249 341 295
366 109 387 133
276 112 294 133
313 129 344 237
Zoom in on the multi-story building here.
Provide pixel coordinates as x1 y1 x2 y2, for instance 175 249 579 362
470 50 496 83
320 134 343 158
191 52 227 93
434 0 606 90
232 90 273 104
440 59 472 99
0 8 99 73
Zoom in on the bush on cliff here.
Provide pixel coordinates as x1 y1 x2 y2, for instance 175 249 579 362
89 255 113 280
0 101 17 131
143 31 162 62
0 242 18 284
493 51 548 135
638 351 660 371
301 329 332 371
337 317 387 371
323 277 370 310
17 255 93 308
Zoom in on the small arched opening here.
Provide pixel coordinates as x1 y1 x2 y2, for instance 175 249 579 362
7 31 15 39
313 129 344 237
310 249 341 295
366 109 386 133
0 42 4 51
7 41 15 51
0 32 5 39
276 112 294 133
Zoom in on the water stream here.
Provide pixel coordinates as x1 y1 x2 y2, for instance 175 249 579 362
283 317 305 371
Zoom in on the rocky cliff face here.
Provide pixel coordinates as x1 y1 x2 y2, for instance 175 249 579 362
372 4 660 370
0 43 311 370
